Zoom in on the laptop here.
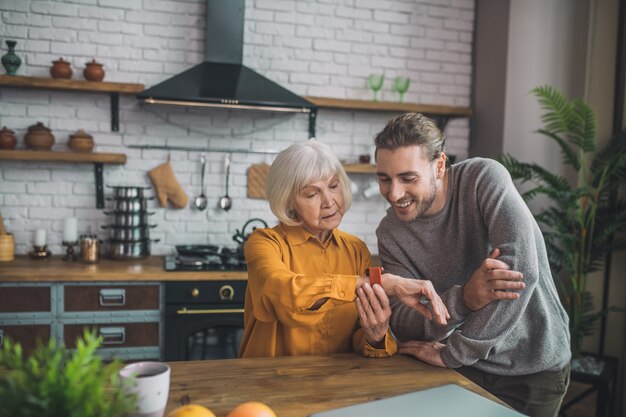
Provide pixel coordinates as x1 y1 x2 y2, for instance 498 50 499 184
308 384 528 417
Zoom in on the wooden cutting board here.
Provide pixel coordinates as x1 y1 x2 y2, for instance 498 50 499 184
247 163 270 199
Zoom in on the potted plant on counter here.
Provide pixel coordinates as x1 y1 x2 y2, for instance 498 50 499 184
500 85 626 359
0 330 137 417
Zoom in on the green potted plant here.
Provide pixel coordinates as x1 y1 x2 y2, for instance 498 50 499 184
500 85 626 358
0 329 137 417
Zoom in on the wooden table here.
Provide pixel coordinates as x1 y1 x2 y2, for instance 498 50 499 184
166 353 505 417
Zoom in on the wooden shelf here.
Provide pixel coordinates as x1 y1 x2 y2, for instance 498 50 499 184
0 149 126 164
342 163 376 174
0 150 126 208
305 97 471 117
0 75 144 131
0 75 144 94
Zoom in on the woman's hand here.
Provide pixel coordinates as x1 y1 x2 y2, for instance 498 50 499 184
398 341 446 367
355 283 391 347
384 274 450 325
463 248 525 311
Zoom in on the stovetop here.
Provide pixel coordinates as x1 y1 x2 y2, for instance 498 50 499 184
164 246 247 271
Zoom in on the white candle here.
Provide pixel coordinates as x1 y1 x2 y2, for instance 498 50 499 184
63 218 78 242
34 229 46 246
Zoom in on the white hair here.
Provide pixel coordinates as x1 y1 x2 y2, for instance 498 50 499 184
267 140 352 226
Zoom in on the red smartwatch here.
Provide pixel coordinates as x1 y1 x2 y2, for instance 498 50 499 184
368 267 383 286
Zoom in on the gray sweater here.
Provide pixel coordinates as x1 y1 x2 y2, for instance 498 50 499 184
377 158 571 376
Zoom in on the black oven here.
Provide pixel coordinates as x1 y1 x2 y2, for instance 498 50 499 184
163 280 246 361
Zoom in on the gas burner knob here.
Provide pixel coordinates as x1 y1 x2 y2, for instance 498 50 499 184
219 284 234 301
191 288 200 298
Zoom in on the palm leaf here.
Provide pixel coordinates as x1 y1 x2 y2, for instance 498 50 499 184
535 128 580 169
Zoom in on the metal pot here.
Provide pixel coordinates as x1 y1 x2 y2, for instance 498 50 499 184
104 211 155 227
106 197 153 213
107 186 151 199
107 239 159 259
101 224 156 241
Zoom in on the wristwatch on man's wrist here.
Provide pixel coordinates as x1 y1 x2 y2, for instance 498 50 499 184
368 267 384 286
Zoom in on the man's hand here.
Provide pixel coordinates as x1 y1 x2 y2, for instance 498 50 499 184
463 248 525 311
384 274 450 326
398 341 446 367
355 283 391 347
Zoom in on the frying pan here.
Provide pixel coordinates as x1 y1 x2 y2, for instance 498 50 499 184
175 244 220 257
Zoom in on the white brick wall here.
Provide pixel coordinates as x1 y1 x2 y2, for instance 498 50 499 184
0 0 473 256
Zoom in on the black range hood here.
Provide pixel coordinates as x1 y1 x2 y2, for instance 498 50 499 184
137 0 317 137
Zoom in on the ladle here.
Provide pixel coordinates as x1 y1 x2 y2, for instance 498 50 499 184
219 154 232 211
194 153 208 211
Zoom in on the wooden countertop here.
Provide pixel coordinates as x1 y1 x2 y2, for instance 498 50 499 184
0 255 381 283
165 353 506 417
0 256 248 282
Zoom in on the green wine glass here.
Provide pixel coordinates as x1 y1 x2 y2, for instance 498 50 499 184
393 76 411 102
368 74 384 101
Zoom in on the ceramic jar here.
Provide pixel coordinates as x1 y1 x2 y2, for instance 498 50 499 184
1 40 21 75
0 126 17 150
83 59 105 82
50 58 72 79
68 129 94 153
24 122 55 151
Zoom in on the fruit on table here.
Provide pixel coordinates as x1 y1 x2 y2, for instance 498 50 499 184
227 402 277 417
168 404 216 417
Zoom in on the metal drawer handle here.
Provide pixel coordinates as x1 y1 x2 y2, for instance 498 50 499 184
99 289 126 307
176 308 244 315
99 326 126 345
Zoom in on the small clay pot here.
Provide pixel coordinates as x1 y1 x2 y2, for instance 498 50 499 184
0 126 17 150
50 58 72 79
68 129 94 153
83 59 105 82
24 122 55 151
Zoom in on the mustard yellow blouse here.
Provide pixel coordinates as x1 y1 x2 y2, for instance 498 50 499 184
238 223 397 358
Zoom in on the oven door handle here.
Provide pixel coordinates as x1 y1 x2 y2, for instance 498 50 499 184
176 307 245 315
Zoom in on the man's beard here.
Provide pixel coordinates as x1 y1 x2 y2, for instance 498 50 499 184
398 174 437 222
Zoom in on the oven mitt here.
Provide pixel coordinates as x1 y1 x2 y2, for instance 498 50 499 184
148 161 189 209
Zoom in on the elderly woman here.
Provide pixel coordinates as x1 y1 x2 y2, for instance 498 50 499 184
239 140 448 358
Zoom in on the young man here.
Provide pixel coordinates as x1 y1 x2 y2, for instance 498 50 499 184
374 113 571 417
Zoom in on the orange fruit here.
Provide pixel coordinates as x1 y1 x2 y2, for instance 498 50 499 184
168 404 216 417
227 401 277 417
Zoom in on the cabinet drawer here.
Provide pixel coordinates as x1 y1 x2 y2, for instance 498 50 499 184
0 287 51 313
64 322 159 348
64 285 159 312
0 324 51 354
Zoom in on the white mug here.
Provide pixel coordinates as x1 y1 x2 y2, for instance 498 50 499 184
119 361 171 417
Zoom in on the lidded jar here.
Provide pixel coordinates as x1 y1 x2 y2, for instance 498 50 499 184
83 59 105 82
24 122 55 151
68 129 94 153
0 126 17 150
50 57 72 79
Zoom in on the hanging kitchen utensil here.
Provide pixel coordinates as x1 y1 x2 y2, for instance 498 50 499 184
194 153 208 211
219 154 232 211
247 163 270 199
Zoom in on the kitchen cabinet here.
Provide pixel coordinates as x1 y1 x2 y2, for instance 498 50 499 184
0 75 144 132
0 283 54 354
0 281 162 361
